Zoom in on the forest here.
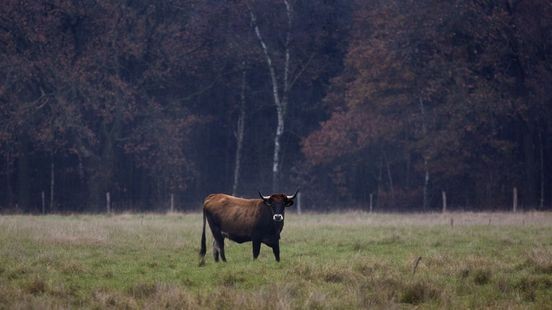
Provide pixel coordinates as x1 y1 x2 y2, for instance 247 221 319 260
1 0 551 212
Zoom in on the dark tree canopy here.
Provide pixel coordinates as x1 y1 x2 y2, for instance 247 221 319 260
1 0 550 212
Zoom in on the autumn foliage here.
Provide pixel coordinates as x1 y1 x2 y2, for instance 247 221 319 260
1 0 551 212
303 0 552 209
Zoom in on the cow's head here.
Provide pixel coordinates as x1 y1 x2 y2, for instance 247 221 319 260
259 191 298 222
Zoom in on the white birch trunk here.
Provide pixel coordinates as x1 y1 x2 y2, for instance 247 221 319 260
249 1 293 192
272 110 285 191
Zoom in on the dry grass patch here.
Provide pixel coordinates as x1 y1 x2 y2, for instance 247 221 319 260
525 247 552 274
454 256 495 281
356 275 402 307
6 266 29 280
399 280 442 305
303 291 328 309
142 284 199 309
60 260 88 275
221 271 247 288
292 261 315 280
92 289 139 309
128 282 158 299
320 265 360 284
496 274 552 303
0 285 21 306
472 269 492 285
203 288 285 310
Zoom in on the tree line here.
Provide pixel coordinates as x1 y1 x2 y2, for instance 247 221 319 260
1 0 551 213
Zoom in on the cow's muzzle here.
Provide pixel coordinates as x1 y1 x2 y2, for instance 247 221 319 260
273 214 284 222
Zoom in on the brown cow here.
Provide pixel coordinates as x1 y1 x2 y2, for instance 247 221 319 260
199 191 297 265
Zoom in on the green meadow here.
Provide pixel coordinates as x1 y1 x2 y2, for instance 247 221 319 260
0 212 551 309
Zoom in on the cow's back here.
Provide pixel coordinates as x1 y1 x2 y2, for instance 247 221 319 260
203 194 262 236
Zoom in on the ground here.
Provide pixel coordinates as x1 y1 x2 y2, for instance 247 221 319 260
0 212 551 309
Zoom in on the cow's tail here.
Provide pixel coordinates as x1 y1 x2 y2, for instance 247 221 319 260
199 209 207 266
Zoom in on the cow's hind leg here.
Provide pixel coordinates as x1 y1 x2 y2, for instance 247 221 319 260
206 214 226 263
217 236 227 262
212 231 227 262
212 240 220 262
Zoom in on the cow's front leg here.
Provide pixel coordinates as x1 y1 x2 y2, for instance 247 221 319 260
272 240 280 262
252 239 261 259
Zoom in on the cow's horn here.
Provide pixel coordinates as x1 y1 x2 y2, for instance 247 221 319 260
259 192 270 200
287 190 299 200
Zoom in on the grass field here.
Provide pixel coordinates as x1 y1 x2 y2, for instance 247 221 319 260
0 212 551 309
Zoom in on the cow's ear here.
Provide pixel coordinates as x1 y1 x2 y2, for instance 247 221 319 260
286 199 294 207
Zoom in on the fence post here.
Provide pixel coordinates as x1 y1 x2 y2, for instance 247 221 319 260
369 193 373 213
170 193 175 213
441 191 447 213
513 187 517 213
296 192 302 215
106 192 111 214
41 191 46 215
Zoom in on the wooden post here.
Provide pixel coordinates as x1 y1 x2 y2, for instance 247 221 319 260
412 256 422 275
450 218 454 227
41 191 46 215
441 191 447 213
170 193 175 213
513 187 518 213
369 193 373 213
296 192 302 215
106 192 111 214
